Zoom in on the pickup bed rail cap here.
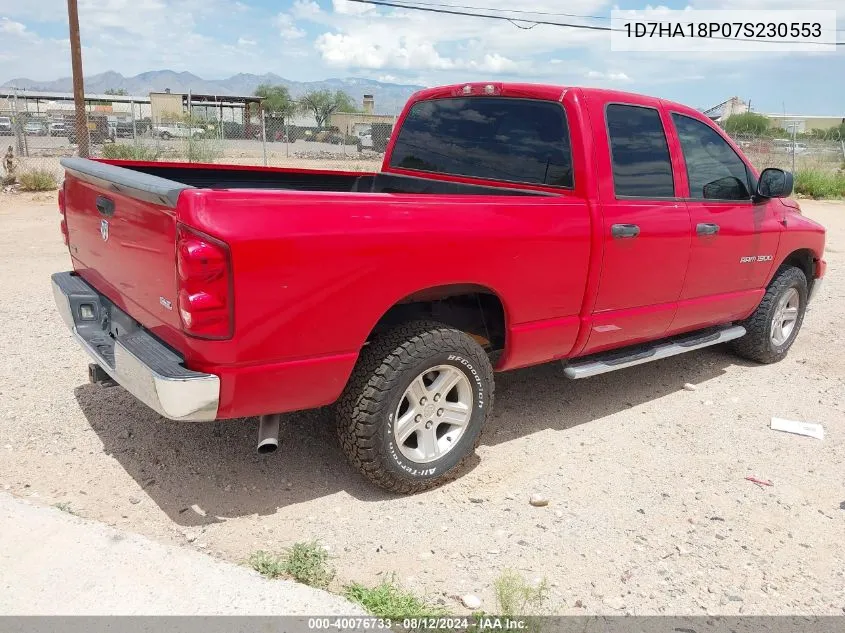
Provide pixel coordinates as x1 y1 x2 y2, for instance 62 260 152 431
60 157 194 208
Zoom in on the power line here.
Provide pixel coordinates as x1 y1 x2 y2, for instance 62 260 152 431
347 0 845 44
354 0 845 30
348 0 614 31
360 0 612 20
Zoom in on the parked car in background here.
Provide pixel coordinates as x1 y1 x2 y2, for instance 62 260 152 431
53 82 826 493
49 121 66 137
0 116 12 135
153 123 204 140
108 121 135 139
773 139 809 155
24 121 48 136
66 114 112 144
358 132 373 151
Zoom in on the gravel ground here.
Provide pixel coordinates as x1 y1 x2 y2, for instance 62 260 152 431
0 192 842 615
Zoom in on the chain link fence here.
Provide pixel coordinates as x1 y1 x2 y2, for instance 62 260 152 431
2 99 843 188
1 99 397 185
727 130 845 174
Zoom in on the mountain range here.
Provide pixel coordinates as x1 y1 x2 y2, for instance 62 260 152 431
1 70 425 114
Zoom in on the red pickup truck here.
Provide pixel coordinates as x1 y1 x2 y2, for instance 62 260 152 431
53 82 826 493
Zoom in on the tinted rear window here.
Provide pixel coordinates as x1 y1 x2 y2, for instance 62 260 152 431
389 97 573 188
606 104 675 198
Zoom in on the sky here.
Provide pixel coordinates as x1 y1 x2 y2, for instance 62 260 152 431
0 0 843 114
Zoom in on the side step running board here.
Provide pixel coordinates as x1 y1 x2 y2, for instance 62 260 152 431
563 325 746 379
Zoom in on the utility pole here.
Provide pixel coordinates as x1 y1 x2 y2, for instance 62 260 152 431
67 0 89 158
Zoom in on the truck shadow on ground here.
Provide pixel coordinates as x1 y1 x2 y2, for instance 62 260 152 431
76 344 751 526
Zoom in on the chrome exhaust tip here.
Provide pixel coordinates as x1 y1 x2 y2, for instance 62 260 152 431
257 414 281 454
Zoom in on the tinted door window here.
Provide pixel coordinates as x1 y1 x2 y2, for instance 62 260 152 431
606 104 675 198
389 97 573 188
672 113 751 200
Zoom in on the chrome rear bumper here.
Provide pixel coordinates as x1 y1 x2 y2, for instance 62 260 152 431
52 272 219 421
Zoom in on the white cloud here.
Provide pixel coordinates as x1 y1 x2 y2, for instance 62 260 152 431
292 0 322 19
0 0 65 22
332 0 375 15
0 0 278 80
275 12 306 40
468 54 518 73
0 0 840 116
0 18 30 37
316 31 455 70
586 70 632 82
309 0 592 76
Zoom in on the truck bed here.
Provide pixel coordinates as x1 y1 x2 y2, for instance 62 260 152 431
98 160 555 197
59 156 589 419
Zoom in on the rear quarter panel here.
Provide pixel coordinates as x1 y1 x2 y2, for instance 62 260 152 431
177 188 592 415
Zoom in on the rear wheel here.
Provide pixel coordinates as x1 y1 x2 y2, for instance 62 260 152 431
336 321 494 493
731 266 808 364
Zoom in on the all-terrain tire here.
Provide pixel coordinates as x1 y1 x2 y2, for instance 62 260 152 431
335 321 494 494
731 266 808 364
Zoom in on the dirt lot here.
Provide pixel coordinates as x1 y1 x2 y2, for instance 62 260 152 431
0 192 842 615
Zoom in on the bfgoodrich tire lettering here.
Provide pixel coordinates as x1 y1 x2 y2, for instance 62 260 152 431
731 265 808 364
335 321 494 493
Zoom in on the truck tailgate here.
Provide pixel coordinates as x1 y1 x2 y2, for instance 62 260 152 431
61 157 192 340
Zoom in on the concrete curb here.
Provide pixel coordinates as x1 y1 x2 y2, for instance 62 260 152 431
0 493 364 615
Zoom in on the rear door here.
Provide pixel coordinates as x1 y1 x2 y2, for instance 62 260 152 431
579 96 691 355
666 111 782 333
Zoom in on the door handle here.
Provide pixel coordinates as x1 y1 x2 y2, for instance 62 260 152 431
611 223 640 239
96 196 115 217
696 222 720 236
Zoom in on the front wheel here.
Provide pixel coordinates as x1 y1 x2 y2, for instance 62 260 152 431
336 321 494 493
731 265 808 364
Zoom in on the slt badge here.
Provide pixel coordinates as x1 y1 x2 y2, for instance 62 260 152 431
100 219 109 242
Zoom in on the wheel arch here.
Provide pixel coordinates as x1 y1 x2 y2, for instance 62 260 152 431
775 248 818 293
365 283 510 357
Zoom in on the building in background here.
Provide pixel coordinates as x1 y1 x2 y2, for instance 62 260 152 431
0 88 152 120
149 90 183 122
331 94 397 138
764 115 844 134
704 96 843 134
703 96 750 124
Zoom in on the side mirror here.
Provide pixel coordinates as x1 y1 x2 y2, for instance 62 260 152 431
756 168 793 199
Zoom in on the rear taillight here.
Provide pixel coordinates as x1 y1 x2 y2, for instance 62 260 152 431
58 182 68 246
176 225 233 339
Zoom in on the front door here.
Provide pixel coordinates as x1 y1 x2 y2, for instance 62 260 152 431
666 112 782 333
579 98 692 355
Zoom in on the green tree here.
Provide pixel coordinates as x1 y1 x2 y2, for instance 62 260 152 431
723 112 771 135
299 89 358 129
104 88 128 96
254 83 298 123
